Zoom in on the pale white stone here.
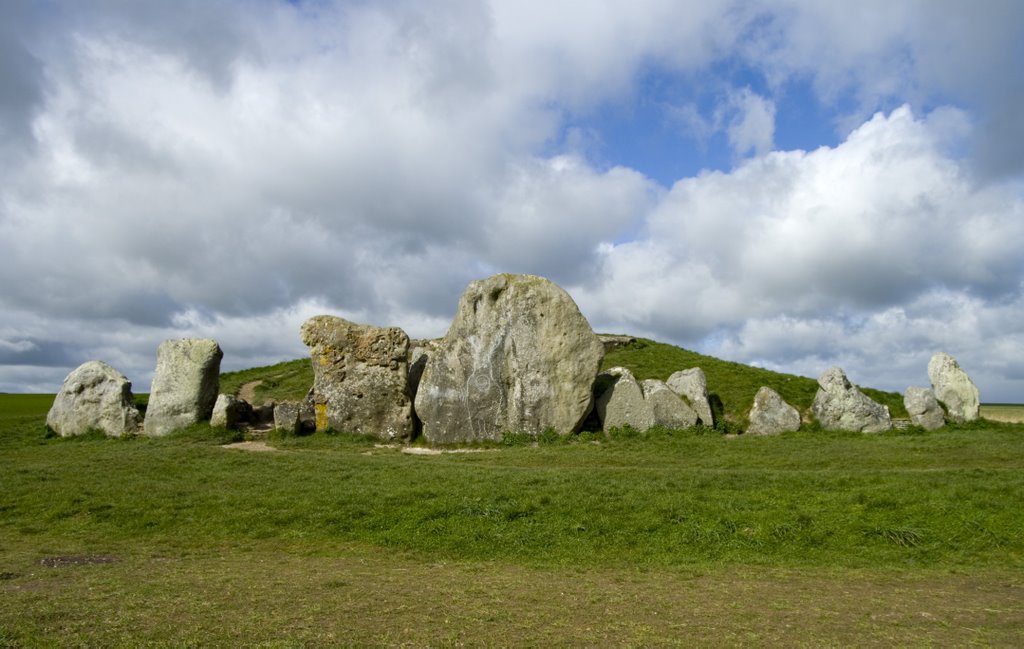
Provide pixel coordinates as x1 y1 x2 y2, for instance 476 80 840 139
811 367 892 432
927 352 980 423
747 386 800 435
143 339 223 437
46 361 140 437
666 367 714 426
414 274 604 444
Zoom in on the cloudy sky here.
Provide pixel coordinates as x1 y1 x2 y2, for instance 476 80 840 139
2 0 1023 402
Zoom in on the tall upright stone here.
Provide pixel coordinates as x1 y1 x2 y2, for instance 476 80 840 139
300 315 413 440
414 274 605 444
144 339 223 437
666 367 714 426
46 361 140 437
811 367 892 432
927 352 980 423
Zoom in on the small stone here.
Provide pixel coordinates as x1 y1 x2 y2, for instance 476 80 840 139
210 394 252 429
642 379 699 429
747 386 800 435
666 368 714 426
904 386 945 430
273 401 302 435
594 367 653 432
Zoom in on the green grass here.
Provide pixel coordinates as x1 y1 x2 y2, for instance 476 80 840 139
603 337 908 425
218 358 312 405
4 375 1022 644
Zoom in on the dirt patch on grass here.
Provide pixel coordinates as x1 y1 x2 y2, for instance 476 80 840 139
400 446 494 456
221 441 276 452
39 555 120 568
238 380 263 405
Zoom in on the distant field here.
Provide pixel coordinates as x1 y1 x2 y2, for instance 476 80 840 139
2 392 1022 645
981 404 1024 423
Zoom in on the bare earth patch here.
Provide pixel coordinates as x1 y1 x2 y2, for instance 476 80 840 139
221 441 276 452
237 379 263 404
400 446 493 456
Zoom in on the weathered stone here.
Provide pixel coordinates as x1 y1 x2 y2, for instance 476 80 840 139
666 367 714 426
143 339 223 437
903 386 945 430
746 386 800 435
300 315 413 441
597 334 637 353
594 367 653 432
46 361 140 437
414 274 605 444
210 394 252 429
273 401 301 435
642 379 699 429
811 367 892 432
408 338 442 403
927 352 980 423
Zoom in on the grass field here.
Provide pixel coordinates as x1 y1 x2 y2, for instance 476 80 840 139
2 393 1023 646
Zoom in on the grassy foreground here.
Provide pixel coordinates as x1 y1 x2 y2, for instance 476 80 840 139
2 394 1024 645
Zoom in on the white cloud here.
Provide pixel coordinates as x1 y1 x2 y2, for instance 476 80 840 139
0 1 1022 406
574 106 1024 400
723 88 776 157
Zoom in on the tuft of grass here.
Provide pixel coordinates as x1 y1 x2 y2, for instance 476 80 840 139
602 337 908 425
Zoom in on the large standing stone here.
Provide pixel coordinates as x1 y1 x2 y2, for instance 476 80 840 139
642 379 699 429
46 361 140 437
666 368 714 426
746 386 800 435
594 367 653 431
144 339 223 437
414 274 605 444
811 367 892 432
904 386 945 430
300 315 413 440
927 352 980 423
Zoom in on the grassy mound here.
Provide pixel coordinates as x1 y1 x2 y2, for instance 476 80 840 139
218 336 908 426
602 337 908 424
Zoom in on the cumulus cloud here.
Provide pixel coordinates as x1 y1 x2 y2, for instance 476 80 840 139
0 1 1022 404
574 106 1024 399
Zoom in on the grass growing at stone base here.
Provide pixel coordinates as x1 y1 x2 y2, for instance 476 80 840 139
2 394 1023 645
603 337 908 424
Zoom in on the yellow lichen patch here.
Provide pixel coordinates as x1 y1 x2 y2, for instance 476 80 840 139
315 403 329 430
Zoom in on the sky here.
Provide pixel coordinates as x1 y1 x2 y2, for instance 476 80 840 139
1 0 1023 402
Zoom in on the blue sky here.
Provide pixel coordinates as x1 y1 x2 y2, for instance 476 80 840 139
1 0 1023 403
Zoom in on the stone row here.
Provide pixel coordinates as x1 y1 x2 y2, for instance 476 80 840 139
45 274 981 440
